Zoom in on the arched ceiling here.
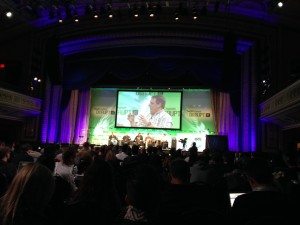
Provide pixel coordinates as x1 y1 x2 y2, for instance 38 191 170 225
1 0 300 42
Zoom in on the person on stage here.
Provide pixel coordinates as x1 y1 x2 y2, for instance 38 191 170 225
122 134 131 145
134 133 143 144
179 138 187 149
127 95 173 128
108 132 118 145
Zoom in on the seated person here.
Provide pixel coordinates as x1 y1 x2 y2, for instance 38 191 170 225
158 159 220 224
108 132 118 145
230 157 292 225
122 135 131 145
134 133 143 144
116 164 161 224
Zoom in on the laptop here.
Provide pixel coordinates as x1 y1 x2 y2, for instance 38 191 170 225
229 193 245 207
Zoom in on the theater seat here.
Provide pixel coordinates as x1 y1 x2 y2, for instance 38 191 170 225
244 216 290 225
179 207 226 225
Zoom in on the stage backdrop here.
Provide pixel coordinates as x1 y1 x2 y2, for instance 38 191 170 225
88 88 215 151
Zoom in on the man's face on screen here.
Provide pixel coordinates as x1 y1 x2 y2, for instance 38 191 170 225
149 98 161 115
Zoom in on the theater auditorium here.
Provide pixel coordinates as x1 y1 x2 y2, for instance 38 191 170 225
0 1 299 225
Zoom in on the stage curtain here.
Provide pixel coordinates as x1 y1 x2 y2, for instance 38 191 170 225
60 90 79 143
40 78 62 143
212 91 239 151
74 89 91 144
211 90 220 134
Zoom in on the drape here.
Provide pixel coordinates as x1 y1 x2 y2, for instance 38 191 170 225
211 90 240 151
60 90 79 143
40 78 62 143
73 89 91 144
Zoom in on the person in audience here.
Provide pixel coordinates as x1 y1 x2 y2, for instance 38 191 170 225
0 163 55 225
147 146 163 174
12 143 34 167
116 144 129 161
159 159 220 225
0 147 16 196
54 148 77 191
36 145 58 173
185 142 198 166
116 164 162 224
74 152 93 187
105 149 127 206
64 159 121 225
230 157 292 225
37 146 73 225
55 145 70 162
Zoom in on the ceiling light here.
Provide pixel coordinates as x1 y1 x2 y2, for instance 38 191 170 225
6 11 13 18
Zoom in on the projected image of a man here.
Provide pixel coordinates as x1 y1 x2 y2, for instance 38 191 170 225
128 95 173 128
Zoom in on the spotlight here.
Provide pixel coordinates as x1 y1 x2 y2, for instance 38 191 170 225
73 14 79 23
132 4 139 18
38 79 41 83
174 12 179 21
6 11 13 18
192 7 198 20
148 4 155 17
277 1 283 8
57 9 63 23
34 77 38 81
107 4 114 19
93 12 99 19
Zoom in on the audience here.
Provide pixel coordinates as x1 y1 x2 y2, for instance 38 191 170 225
116 164 162 225
54 148 77 191
0 147 16 196
230 157 292 225
0 138 299 225
158 159 221 225
0 163 55 225
64 159 121 225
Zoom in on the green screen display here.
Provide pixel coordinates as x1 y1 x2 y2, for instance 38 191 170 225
116 90 182 129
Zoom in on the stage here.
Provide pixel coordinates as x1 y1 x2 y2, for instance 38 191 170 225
86 88 215 151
